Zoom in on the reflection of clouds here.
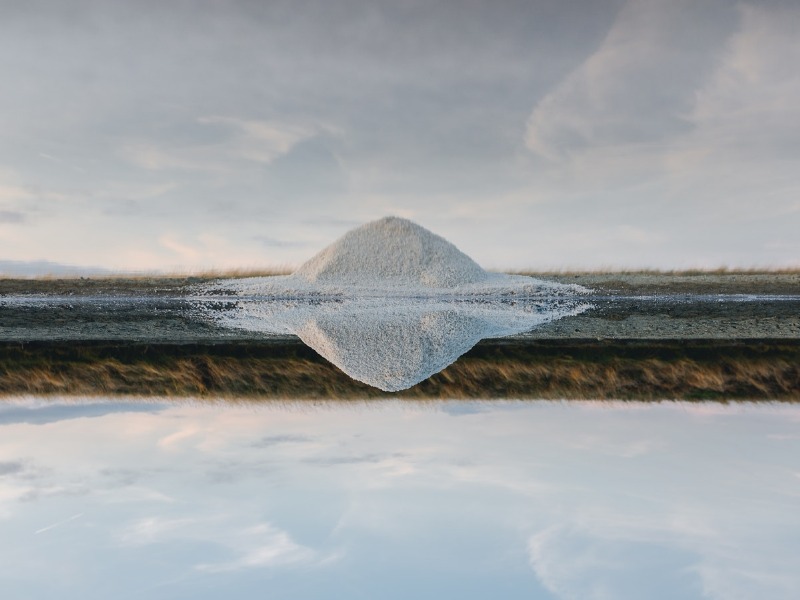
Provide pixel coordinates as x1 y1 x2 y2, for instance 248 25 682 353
0 209 24 223
529 525 701 600
117 515 325 574
157 425 203 449
767 433 800 441
33 512 84 535
94 468 181 506
0 458 62 506
695 557 800 600
668 403 758 418
303 452 407 467
529 515 800 600
0 461 25 476
204 459 276 485
99 487 178 505
560 432 664 458
516 405 800 600
118 516 202 546
98 467 145 487
438 402 491 417
251 434 312 447
0 401 798 598
195 523 317 573
0 401 164 426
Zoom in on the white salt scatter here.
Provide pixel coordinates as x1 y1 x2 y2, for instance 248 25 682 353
195 217 592 390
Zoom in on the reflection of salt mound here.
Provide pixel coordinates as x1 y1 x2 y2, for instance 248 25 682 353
295 309 485 391
294 216 487 287
202 297 591 391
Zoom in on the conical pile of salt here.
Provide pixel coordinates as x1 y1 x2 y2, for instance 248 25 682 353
293 216 488 288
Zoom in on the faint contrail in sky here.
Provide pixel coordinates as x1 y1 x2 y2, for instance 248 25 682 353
34 512 84 535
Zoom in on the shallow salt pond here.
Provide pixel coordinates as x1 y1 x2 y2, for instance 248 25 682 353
1 399 798 599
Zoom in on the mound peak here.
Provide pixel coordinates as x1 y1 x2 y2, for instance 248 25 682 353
292 217 488 288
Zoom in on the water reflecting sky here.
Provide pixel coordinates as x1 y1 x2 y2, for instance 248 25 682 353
1 400 798 599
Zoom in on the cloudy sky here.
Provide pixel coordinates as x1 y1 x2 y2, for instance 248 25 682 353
1 0 798 273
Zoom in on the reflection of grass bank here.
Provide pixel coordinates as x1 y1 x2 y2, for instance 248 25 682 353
2 340 797 400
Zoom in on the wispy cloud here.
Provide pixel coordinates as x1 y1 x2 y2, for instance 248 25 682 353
195 523 316 573
121 117 321 172
157 425 203 449
253 236 309 249
34 512 84 535
527 525 702 600
117 513 328 573
0 461 25 476
117 516 200 546
303 452 407 466
525 0 735 160
251 434 312 447
0 209 26 224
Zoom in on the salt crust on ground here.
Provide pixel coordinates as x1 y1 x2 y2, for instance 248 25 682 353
197 217 591 390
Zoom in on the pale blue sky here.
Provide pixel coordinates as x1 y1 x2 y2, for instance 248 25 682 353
0 0 798 272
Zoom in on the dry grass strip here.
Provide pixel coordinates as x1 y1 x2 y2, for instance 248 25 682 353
1 340 798 401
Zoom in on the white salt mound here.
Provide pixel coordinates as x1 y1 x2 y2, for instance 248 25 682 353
208 216 589 296
293 216 487 287
195 217 592 390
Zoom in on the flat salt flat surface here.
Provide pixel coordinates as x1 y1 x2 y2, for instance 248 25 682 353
1 399 798 600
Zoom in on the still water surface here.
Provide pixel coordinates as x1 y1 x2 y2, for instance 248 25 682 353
1 400 798 599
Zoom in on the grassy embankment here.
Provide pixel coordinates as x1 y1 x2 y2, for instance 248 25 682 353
1 340 797 401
